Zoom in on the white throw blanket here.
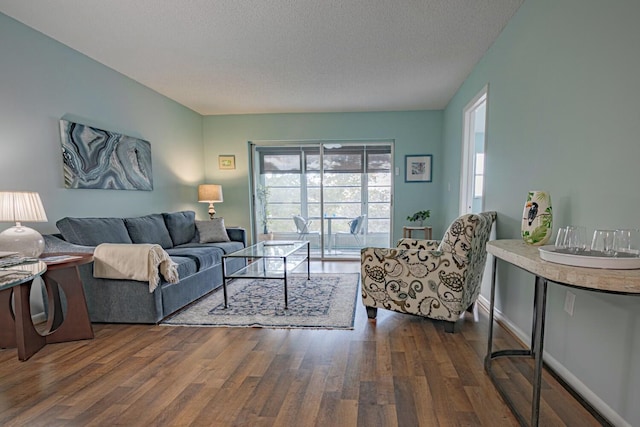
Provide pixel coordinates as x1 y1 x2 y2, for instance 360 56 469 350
93 243 179 293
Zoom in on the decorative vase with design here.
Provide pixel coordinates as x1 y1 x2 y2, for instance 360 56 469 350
521 190 552 245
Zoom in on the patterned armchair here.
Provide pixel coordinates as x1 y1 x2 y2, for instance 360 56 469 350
361 211 496 333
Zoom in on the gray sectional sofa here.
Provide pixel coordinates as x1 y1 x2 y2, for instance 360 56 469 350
43 211 246 324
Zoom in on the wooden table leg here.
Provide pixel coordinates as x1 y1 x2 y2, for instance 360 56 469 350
43 267 94 343
0 288 17 349
45 276 65 332
13 280 46 361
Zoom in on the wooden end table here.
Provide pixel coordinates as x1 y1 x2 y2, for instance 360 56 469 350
0 261 47 361
40 253 94 345
0 253 95 361
402 226 433 240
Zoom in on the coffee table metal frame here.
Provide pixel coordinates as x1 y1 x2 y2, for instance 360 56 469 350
221 240 310 309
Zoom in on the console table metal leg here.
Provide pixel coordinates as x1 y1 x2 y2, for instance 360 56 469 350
531 276 548 426
484 241 617 426
485 256 498 369
486 258 546 426
531 275 541 354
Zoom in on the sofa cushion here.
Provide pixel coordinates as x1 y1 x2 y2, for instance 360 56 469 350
124 214 174 249
166 246 222 270
57 217 132 246
168 255 198 278
178 241 245 254
163 211 196 246
195 218 230 243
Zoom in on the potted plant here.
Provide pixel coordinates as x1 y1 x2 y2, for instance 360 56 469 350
406 210 431 226
256 185 271 234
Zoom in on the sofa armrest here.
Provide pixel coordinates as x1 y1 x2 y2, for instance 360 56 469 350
43 234 95 254
226 228 247 246
396 238 441 249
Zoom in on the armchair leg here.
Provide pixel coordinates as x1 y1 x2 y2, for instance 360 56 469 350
466 302 479 322
366 307 378 319
445 304 478 333
444 320 460 333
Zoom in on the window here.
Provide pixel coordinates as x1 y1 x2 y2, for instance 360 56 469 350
252 142 392 257
474 153 485 198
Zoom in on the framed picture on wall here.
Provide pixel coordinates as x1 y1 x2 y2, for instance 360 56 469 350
59 119 153 190
405 154 432 182
218 155 236 170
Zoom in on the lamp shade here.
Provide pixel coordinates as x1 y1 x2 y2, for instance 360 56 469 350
198 184 223 203
0 191 48 223
0 191 48 257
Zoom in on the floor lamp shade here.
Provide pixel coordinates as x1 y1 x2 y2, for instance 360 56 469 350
198 184 223 219
0 191 48 257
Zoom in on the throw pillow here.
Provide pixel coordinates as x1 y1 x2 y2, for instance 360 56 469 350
56 217 133 246
196 218 230 243
163 211 196 246
124 214 174 249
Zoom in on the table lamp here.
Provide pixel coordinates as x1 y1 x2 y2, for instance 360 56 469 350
0 191 48 257
198 184 223 219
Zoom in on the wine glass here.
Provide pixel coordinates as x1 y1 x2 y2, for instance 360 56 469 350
555 226 567 249
591 229 616 256
564 226 586 253
614 229 640 256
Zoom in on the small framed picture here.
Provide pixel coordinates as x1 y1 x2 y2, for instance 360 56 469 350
218 155 236 170
405 154 432 182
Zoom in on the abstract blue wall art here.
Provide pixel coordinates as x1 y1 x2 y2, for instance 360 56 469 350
59 120 153 191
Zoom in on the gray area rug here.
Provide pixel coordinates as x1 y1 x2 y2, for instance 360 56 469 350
161 273 360 329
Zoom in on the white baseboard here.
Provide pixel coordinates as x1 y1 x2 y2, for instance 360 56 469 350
477 295 630 427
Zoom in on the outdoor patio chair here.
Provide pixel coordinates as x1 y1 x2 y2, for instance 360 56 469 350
293 215 321 241
334 214 366 251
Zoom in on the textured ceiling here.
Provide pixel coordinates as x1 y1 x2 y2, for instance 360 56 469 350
0 0 523 115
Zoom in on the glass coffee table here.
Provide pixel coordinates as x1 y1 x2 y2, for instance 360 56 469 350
221 240 310 309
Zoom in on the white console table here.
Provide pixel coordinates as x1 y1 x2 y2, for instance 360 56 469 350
485 239 640 426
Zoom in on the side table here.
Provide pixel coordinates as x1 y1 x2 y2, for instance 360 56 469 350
402 226 433 240
0 261 48 361
40 253 94 344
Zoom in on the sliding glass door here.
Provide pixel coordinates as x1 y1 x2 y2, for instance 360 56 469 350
251 141 392 259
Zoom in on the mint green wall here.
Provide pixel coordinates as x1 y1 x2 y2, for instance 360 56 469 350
0 13 206 236
8 2 636 421
203 111 443 243
443 0 640 424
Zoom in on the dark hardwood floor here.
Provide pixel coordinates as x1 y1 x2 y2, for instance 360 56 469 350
0 261 601 426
